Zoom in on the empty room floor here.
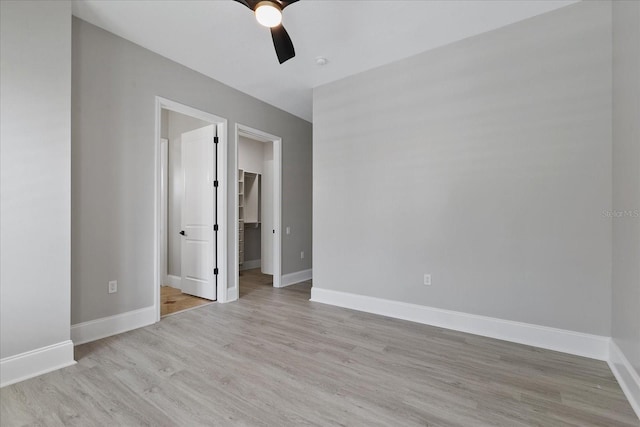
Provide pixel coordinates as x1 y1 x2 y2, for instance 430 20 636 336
1 281 636 426
239 267 273 297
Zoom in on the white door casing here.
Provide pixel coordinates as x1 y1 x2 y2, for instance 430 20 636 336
160 138 169 287
180 125 216 300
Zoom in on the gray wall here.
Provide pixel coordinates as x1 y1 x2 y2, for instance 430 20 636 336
161 109 169 139
166 110 211 278
71 18 312 324
1 1 72 358
243 227 262 263
612 0 640 376
313 1 612 335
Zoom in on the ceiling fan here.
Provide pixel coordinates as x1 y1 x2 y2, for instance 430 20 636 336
233 0 299 64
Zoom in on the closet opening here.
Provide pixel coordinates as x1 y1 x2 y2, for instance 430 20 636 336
232 124 282 300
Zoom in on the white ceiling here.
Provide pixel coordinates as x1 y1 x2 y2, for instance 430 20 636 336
72 0 578 122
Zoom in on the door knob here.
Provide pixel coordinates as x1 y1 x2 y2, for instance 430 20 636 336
179 230 186 236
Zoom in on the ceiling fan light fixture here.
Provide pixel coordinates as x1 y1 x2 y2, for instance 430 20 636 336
255 1 282 28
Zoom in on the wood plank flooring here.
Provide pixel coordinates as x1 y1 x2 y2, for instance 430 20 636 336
1 270 637 426
161 286 212 317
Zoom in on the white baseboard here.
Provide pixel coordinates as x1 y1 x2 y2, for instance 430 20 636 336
279 268 312 288
310 288 609 361
1 340 76 388
71 306 156 346
164 274 181 288
608 340 640 419
240 259 261 271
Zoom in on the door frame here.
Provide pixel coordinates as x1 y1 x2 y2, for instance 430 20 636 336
154 97 228 322
231 123 282 299
159 138 169 289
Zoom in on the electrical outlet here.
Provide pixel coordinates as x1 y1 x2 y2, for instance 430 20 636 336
286 226 291 235
423 274 431 286
108 280 118 294
300 251 304 259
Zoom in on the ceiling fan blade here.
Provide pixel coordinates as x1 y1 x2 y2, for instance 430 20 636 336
237 0 296 11
280 0 299 10
270 24 295 64
232 0 252 10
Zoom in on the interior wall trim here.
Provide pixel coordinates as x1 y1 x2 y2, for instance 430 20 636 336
280 269 312 288
609 340 640 419
165 274 181 289
0 340 76 388
71 306 156 346
310 287 610 361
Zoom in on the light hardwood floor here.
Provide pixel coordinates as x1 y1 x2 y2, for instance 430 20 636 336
161 285 212 317
1 270 637 426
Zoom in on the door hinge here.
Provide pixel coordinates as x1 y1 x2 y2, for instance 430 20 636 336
213 180 219 187
213 224 218 231
213 136 219 144
214 268 219 275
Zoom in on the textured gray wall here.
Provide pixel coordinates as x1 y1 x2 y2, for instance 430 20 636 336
1 1 72 358
612 0 640 376
313 1 612 335
71 18 312 324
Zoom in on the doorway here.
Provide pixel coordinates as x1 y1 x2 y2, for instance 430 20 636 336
231 124 282 300
154 97 227 321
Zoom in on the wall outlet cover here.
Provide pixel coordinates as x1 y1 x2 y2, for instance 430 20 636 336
108 280 118 294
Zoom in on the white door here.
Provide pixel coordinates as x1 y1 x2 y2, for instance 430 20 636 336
180 125 216 300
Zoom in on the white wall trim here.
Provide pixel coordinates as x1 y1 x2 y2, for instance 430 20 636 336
71 306 156 346
165 274 181 289
280 269 312 288
1 340 75 388
310 287 610 361
608 340 640 419
159 138 169 295
240 259 261 271
227 286 239 303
